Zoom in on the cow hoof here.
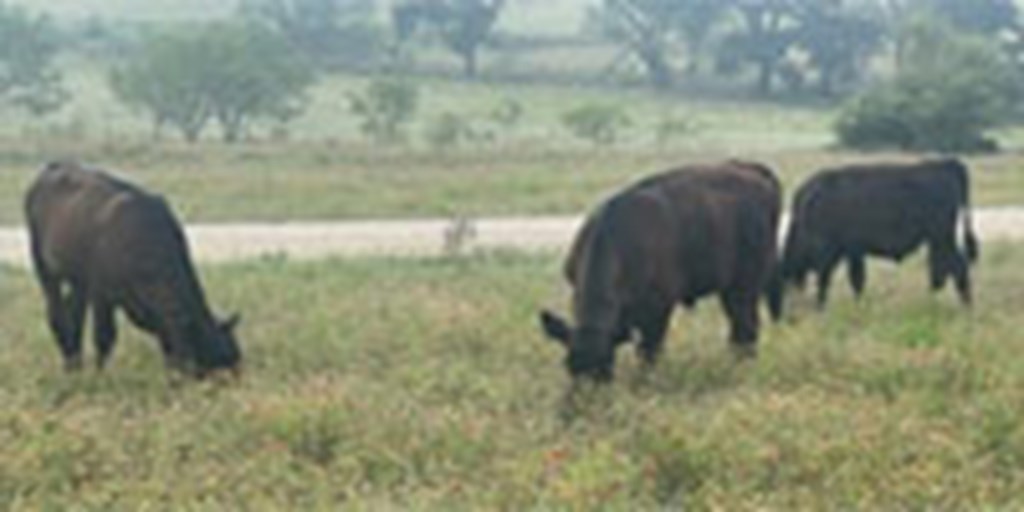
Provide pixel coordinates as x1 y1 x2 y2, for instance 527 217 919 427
730 343 758 360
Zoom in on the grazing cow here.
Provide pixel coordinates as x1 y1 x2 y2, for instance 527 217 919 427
25 161 242 376
780 158 978 308
539 161 783 382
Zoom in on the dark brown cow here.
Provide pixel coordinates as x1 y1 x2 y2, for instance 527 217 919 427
539 161 783 382
780 157 978 308
25 161 241 375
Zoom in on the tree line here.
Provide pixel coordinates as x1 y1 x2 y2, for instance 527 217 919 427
1 0 1023 151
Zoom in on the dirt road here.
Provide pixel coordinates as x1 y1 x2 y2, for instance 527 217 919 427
2 208 1021 267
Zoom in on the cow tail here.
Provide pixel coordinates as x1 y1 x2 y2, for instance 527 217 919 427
954 160 979 264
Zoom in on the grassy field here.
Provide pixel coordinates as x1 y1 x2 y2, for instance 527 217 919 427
1 142 1023 226
0 62 1020 227
1 244 1023 509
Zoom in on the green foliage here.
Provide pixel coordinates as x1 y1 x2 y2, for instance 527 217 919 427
240 0 385 70
201 23 317 143
424 112 475 150
561 103 632 146
110 23 316 143
836 17 1020 152
109 33 213 142
392 0 506 77
348 78 420 145
0 1 68 115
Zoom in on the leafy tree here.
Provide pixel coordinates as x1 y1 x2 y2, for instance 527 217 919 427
240 0 383 70
200 24 316 142
836 17 1020 152
110 33 213 142
793 0 885 96
916 0 1019 35
348 79 419 145
717 0 801 95
0 2 67 115
674 0 731 75
110 23 315 143
589 0 680 89
392 0 506 78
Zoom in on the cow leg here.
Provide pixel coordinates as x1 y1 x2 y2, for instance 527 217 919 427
720 290 759 358
929 237 972 305
92 301 118 370
635 303 673 366
949 249 972 306
847 253 867 299
927 242 950 292
815 251 842 309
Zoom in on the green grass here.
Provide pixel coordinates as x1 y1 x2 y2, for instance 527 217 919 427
1 142 1022 226
1 245 1023 509
0 63 1019 227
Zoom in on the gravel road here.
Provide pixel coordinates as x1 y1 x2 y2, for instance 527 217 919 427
1 208 1021 267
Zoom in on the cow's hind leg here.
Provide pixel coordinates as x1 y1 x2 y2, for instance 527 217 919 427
929 237 972 305
720 290 759 358
847 253 867 299
927 242 950 292
815 250 842 309
635 303 673 366
92 300 118 369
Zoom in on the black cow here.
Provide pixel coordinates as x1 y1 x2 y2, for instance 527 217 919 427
539 161 783 382
780 158 978 307
25 161 242 375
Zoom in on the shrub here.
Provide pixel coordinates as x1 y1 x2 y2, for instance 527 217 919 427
835 17 1020 153
110 23 315 143
348 78 419 145
561 103 631 146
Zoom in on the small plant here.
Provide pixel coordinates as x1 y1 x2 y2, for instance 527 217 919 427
654 112 699 148
561 103 631 146
424 112 474 151
348 78 419 145
489 97 523 131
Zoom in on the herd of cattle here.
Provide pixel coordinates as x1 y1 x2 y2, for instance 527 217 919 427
22 158 977 382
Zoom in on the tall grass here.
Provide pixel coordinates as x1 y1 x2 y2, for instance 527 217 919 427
1 245 1022 509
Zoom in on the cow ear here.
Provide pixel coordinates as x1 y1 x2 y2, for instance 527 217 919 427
539 310 571 345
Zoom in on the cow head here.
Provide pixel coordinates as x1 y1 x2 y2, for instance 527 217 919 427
779 224 815 290
539 310 628 383
195 313 243 377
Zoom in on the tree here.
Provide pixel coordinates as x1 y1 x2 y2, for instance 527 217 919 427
836 17 1021 152
348 79 419 145
0 2 67 115
793 0 885 96
200 24 316 142
392 0 506 78
589 0 680 89
110 33 213 142
240 0 383 70
674 0 731 75
717 0 801 95
110 23 316 143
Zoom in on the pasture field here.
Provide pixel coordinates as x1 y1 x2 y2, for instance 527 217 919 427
1 142 1023 226
1 244 1022 509
0 64 1021 226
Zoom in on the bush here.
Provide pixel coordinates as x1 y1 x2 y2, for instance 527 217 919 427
110 23 315 143
348 79 419 145
561 103 631 146
835 17 1020 153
